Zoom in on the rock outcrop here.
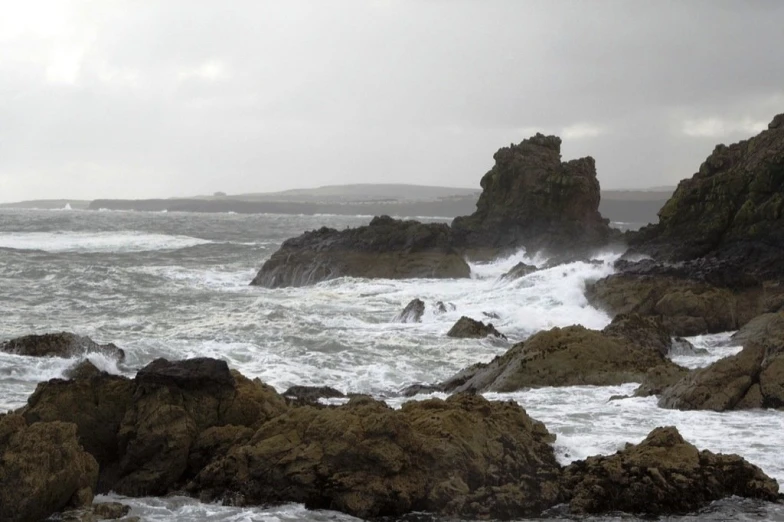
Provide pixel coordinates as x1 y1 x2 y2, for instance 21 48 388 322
446 316 506 339
281 385 346 404
0 414 99 522
395 298 426 323
21 357 288 495
659 343 784 411
441 314 684 393
561 426 780 515
452 134 615 257
189 394 562 520
630 113 784 281
1 332 125 361
732 311 784 351
251 216 470 288
501 261 539 280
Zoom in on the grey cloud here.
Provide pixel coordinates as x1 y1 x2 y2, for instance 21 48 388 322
1 0 783 201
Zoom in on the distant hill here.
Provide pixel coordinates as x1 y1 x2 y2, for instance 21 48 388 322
191 184 481 203
0 199 90 210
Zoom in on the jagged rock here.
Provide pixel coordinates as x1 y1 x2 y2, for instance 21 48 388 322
395 298 426 323
659 343 784 411
251 216 470 288
188 394 562 520
399 383 442 397
670 337 707 356
441 316 682 393
282 385 345 404
501 262 538 280
20 357 288 496
601 313 672 356
435 301 455 314
732 312 784 352
446 316 506 339
1 332 125 361
64 359 105 380
452 133 615 257
0 414 99 522
630 113 784 282
561 426 780 515
585 273 767 336
633 364 692 397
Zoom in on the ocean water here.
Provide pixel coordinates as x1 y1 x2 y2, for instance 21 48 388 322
1 208 782 522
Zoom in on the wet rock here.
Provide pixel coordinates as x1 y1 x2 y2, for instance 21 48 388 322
1 332 125 361
732 312 784 351
561 426 780 515
395 298 426 323
434 301 455 314
629 113 784 282
441 318 682 393
282 385 345 404
0 414 99 522
64 360 105 380
601 313 672 357
189 394 562 520
446 316 506 339
452 133 616 257
585 273 765 336
251 216 470 288
21 357 288 496
61 502 132 521
501 262 538 280
399 383 442 397
633 364 691 397
659 343 784 411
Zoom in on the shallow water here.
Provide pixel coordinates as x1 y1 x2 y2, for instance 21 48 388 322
2 208 783 521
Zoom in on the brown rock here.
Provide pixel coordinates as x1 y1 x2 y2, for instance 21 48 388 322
0 414 99 522
561 426 780 515
189 394 562 520
446 316 506 339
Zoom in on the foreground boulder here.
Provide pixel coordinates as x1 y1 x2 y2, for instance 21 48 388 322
21 357 288 495
452 133 615 258
630 113 784 281
447 316 506 339
189 394 562 520
0 414 99 522
441 314 684 393
561 426 780 515
251 216 470 288
659 343 784 411
1 332 125 361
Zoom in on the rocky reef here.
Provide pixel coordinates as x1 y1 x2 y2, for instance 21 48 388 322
1 332 125 361
5 356 781 520
452 133 615 257
251 216 470 288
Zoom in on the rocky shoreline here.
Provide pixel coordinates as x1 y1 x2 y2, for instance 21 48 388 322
2 114 784 520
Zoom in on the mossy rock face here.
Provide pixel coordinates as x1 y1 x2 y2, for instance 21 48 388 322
631 113 784 280
452 133 615 257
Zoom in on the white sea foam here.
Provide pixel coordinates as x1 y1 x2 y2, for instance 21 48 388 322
0 231 213 252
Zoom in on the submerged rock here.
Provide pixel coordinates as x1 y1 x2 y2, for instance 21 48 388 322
189 394 562 520
395 298 426 323
1 332 125 361
251 216 470 288
282 385 345 404
441 314 683 392
446 316 506 339
561 426 780 515
659 343 784 411
452 133 615 257
501 261 539 280
0 414 99 522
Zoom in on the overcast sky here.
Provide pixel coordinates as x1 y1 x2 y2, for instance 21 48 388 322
1 0 783 202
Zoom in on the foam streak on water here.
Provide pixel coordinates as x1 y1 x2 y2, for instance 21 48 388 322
2 209 783 522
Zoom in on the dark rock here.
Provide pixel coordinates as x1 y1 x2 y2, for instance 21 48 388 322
670 337 707 356
1 332 125 361
446 316 506 339
20 357 288 496
633 364 691 397
62 501 132 521
629 113 784 282
601 313 672 357
441 318 682 393
585 273 769 336
501 262 539 280
282 385 346 404
452 133 616 257
395 298 426 323
399 383 442 397
251 216 470 288
659 343 784 410
0 414 99 522
64 360 105 380
188 394 562 520
561 426 780 515
435 301 455 314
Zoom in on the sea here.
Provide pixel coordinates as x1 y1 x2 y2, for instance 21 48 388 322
0 208 782 522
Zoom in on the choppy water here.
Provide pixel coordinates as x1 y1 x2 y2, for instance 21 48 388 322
1 208 783 521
